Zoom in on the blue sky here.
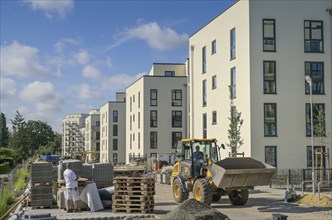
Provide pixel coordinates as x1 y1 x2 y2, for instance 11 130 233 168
0 0 235 132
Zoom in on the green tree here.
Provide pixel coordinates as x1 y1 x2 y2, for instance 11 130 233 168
10 120 54 159
10 110 26 134
0 113 10 147
227 86 244 157
38 132 62 155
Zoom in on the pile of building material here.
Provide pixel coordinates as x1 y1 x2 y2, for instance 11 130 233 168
155 165 173 185
112 175 155 214
30 162 54 208
162 199 230 220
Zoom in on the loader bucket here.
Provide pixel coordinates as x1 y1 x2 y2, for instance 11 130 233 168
211 157 276 189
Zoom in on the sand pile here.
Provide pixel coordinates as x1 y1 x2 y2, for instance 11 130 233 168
297 194 332 207
162 199 230 220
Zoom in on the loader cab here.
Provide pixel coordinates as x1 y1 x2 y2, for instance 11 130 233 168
175 138 219 178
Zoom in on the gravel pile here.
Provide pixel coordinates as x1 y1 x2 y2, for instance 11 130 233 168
162 199 230 220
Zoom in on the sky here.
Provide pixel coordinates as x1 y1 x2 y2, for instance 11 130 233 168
0 0 235 133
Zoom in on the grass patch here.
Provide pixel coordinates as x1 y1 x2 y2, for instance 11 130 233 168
0 185 15 217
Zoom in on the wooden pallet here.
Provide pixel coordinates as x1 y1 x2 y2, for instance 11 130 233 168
115 185 154 191
114 190 155 196
112 199 154 206
114 176 155 183
112 195 154 202
112 206 154 214
115 181 155 187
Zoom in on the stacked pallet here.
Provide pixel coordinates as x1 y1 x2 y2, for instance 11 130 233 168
30 162 54 208
112 176 155 214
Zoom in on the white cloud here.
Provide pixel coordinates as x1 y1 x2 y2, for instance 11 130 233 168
82 65 102 80
19 81 63 111
76 104 96 111
71 84 101 100
105 56 113 69
23 0 74 19
54 38 80 54
73 49 90 65
102 72 145 92
1 41 52 78
0 77 16 99
110 21 188 50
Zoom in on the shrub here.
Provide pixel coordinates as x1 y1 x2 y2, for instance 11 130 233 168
0 162 10 174
0 185 15 216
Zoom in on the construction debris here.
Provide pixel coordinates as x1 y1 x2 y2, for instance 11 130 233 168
162 199 230 220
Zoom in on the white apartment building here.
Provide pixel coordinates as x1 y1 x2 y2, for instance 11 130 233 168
85 109 100 162
62 113 89 157
189 0 332 169
126 63 188 164
99 93 126 164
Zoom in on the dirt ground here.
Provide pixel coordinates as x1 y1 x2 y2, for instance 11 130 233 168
20 183 332 220
153 183 332 220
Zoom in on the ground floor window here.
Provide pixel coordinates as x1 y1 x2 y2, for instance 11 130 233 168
265 146 277 167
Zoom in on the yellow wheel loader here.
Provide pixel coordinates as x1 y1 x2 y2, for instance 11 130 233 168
171 138 276 206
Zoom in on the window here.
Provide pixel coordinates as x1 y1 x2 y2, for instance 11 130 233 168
202 80 207 106
138 92 141 108
212 111 217 125
172 132 182 149
150 110 157 127
305 103 325 137
172 90 182 106
230 67 236 99
150 132 157 149
304 20 323 53
305 62 324 94
211 40 216 54
96 121 100 127
113 153 118 164
212 75 217 90
263 61 276 94
113 124 118 136
150 89 157 106
230 28 236 59
165 71 175 77
130 115 132 130
113 110 118 122
202 46 206 73
138 132 140 149
133 95 135 103
113 139 118 150
151 153 157 158
138 112 140 129
307 146 325 168
130 134 132 150
172 111 182 127
96 142 100 151
264 103 277 136
265 146 277 167
203 113 207 138
263 19 276 52
130 97 132 112
96 132 100 141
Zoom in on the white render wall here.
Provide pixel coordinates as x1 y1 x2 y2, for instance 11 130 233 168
100 100 126 164
85 110 100 161
189 0 332 169
126 63 187 164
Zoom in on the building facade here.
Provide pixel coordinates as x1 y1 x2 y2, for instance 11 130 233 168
99 93 126 164
189 0 332 169
85 109 100 162
62 113 89 157
126 63 188 164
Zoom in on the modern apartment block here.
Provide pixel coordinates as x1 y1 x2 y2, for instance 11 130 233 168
188 0 332 169
99 93 126 164
62 113 89 157
125 63 188 164
85 109 100 162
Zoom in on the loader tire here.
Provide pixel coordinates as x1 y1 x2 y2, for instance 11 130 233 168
212 189 223 202
173 178 189 203
228 189 249 206
193 179 212 205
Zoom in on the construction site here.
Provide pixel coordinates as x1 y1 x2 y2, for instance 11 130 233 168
0 139 331 220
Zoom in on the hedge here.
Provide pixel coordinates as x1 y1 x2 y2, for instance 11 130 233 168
0 162 10 174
